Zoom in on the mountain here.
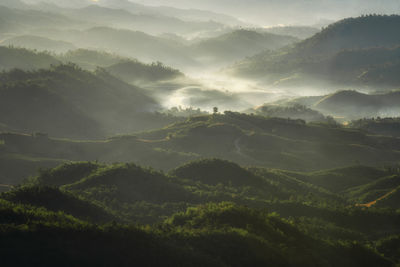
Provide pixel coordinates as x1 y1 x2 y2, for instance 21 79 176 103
0 5 84 34
54 26 198 69
97 0 243 26
229 15 400 87
1 35 76 53
190 29 298 65
56 5 225 36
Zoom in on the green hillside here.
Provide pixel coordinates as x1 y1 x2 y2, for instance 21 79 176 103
1 186 114 223
1 158 399 265
3 112 400 182
249 104 327 122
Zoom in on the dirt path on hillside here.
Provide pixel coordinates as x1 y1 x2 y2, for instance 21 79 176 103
356 189 397 208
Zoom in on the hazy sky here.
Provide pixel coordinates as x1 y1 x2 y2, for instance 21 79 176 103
132 0 400 26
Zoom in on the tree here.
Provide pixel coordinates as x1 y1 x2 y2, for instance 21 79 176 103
213 107 218 114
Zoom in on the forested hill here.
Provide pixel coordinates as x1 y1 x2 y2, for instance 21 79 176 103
229 15 400 88
295 15 400 56
0 64 176 138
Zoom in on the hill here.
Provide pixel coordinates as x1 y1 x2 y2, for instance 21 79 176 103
274 90 400 119
350 118 400 137
262 26 320 39
0 5 83 34
105 60 184 84
170 159 265 187
98 0 242 26
3 112 400 180
0 199 391 266
2 159 399 264
249 103 327 122
314 90 400 119
1 35 76 53
59 5 225 36
0 46 59 71
51 26 198 69
190 29 297 65
0 64 181 138
1 186 114 223
229 15 400 88
58 49 123 70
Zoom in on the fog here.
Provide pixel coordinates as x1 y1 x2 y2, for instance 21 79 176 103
0 0 399 126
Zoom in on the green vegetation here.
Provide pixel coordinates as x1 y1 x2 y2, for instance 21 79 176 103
0 63 183 138
248 103 328 122
106 60 183 84
2 3 400 266
1 159 399 266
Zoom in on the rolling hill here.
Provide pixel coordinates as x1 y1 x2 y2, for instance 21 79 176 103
229 15 400 88
314 90 400 118
3 112 400 186
56 5 225 36
190 29 298 65
105 60 184 84
0 64 181 138
0 46 60 71
1 35 76 53
274 90 400 119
